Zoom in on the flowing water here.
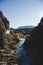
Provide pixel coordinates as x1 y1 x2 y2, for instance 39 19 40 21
13 37 31 65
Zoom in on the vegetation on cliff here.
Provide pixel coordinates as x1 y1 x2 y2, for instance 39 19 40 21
0 11 19 49
0 11 20 65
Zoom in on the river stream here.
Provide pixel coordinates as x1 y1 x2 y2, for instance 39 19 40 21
13 37 31 65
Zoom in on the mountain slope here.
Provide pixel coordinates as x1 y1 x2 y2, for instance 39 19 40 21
15 26 35 31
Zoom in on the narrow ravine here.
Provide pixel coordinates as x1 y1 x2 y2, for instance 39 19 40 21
13 37 31 65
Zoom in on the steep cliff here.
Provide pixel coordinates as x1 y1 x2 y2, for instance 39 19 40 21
24 17 43 65
0 10 9 29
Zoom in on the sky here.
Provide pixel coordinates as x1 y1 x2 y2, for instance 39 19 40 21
0 0 43 28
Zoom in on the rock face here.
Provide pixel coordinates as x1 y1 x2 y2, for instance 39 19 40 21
0 11 9 49
24 17 43 65
0 11 19 49
38 17 43 26
0 17 6 49
0 10 9 29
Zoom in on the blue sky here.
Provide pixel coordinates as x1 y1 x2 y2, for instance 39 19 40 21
0 0 43 28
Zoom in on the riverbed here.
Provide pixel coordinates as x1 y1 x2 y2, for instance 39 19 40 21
14 37 31 65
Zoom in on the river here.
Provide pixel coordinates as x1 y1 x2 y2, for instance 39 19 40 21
13 37 32 65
